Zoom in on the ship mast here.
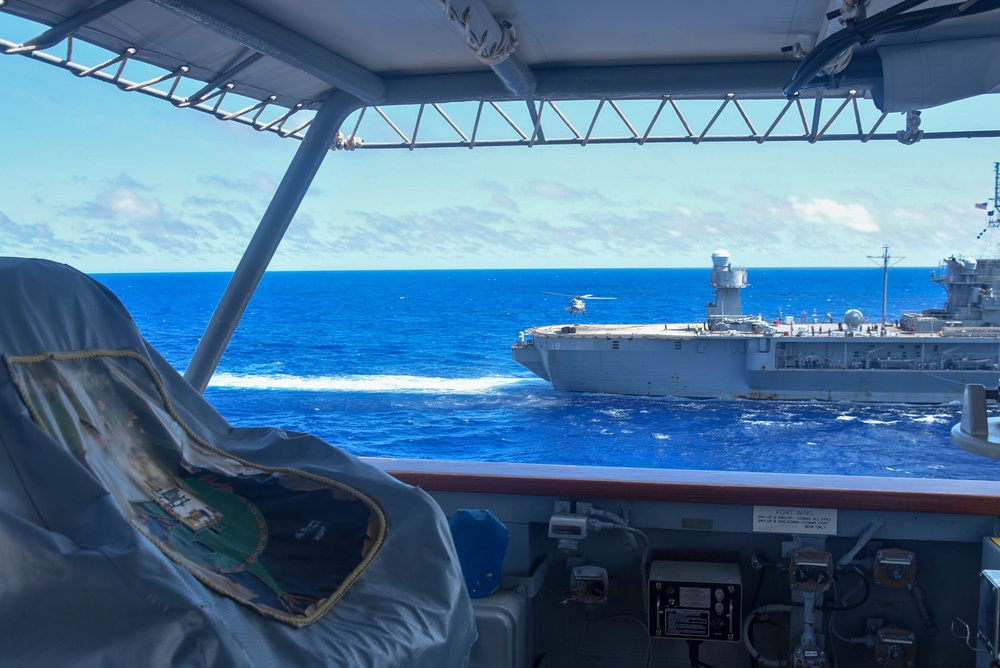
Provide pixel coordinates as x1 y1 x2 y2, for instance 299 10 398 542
974 162 1000 257
988 161 1000 228
867 245 903 326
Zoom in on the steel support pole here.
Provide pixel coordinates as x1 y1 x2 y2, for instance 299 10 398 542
184 92 359 393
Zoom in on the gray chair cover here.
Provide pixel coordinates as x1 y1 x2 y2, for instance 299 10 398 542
0 257 476 667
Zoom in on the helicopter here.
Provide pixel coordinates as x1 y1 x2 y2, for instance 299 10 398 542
544 292 616 317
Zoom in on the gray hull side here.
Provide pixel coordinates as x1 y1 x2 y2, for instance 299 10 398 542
511 344 549 381
542 336 750 397
514 334 1000 403
743 368 998 403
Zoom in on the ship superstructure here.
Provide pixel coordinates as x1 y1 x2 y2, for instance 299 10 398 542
706 249 748 324
907 163 1000 331
904 256 1000 330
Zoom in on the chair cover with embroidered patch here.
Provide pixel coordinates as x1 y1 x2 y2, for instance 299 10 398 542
0 257 476 667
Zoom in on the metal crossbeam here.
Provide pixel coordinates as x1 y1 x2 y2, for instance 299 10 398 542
4 32 1000 148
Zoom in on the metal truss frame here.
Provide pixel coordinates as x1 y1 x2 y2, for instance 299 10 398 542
4 32 1000 150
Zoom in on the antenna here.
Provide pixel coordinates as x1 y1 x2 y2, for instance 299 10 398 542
867 245 904 326
993 161 1000 229
975 162 999 244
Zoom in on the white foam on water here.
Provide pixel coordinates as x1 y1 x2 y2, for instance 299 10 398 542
209 372 533 394
910 414 949 424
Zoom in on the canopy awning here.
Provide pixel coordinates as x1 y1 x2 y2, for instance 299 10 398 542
3 0 1000 148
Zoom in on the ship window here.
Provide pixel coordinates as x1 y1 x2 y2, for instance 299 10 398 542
612 340 620 350
674 341 682 350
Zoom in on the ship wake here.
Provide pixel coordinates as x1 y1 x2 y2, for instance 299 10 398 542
208 372 534 394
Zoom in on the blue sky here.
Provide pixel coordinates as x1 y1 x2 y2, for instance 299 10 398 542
2 14 1000 273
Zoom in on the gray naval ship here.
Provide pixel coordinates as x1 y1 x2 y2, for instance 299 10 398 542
512 249 1000 403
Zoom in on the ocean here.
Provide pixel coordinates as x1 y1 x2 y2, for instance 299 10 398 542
95 266 1000 481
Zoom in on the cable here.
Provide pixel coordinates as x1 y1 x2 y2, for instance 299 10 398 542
820 567 871 612
592 614 652 668
743 604 793 668
783 0 1000 97
587 508 638 549
587 519 650 609
784 0 931 97
910 582 939 635
686 639 719 668
828 567 877 666
748 554 767 611
781 567 871 611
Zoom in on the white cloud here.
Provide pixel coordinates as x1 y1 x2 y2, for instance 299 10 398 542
105 188 164 221
72 186 164 223
789 196 880 233
530 180 587 200
490 192 520 212
527 179 608 202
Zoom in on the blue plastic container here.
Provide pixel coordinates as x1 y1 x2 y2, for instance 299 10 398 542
448 509 510 598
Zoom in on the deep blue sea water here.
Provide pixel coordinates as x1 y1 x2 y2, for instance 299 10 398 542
94 266 1000 481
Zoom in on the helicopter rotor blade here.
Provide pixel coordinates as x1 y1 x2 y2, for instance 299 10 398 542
544 292 616 300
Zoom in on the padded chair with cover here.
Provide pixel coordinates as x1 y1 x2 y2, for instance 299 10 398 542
0 257 476 667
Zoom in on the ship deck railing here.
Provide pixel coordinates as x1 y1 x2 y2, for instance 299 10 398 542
368 458 1000 518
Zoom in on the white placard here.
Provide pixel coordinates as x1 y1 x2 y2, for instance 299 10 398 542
752 505 838 535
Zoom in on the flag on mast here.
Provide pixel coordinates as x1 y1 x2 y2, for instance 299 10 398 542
976 202 989 209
